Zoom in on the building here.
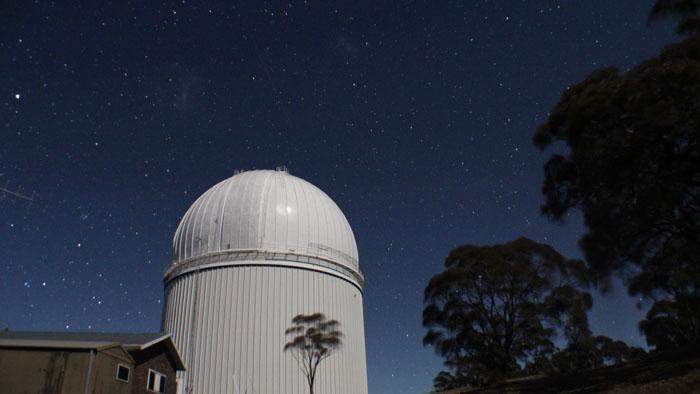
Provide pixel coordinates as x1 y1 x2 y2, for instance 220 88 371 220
0 331 185 394
162 168 368 394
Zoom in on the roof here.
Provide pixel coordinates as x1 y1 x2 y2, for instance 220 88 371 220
168 169 360 276
0 331 164 345
0 331 185 370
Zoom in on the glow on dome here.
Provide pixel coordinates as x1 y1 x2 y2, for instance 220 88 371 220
169 169 359 270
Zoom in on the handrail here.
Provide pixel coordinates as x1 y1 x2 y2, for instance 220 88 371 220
164 249 365 288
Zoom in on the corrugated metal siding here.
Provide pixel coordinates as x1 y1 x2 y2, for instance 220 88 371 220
163 265 368 394
169 170 360 273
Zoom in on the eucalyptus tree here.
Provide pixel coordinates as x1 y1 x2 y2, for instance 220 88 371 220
423 237 592 389
284 313 343 394
534 3 700 349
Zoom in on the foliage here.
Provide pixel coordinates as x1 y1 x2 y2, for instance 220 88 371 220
422 237 592 389
533 20 700 348
638 295 700 351
284 313 343 394
650 0 700 34
543 336 646 374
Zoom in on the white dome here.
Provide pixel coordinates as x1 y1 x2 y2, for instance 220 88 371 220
167 169 360 279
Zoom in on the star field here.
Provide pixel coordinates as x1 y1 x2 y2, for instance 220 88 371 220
0 2 678 393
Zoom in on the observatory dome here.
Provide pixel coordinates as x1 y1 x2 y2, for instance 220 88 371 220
167 169 360 278
162 168 368 394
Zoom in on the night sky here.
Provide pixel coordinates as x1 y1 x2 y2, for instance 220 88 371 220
0 1 680 393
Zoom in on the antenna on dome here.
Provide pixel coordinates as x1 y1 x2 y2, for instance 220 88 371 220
275 166 289 173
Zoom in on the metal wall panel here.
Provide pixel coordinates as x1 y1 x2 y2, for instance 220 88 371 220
163 264 368 394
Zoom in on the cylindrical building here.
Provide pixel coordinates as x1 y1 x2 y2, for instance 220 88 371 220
161 169 368 394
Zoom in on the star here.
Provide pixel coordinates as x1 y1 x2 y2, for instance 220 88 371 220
0 2 678 393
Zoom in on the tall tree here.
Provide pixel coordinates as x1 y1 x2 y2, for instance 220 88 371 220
422 237 591 390
284 313 343 394
533 10 700 348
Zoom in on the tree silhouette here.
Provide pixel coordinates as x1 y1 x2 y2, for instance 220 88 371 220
534 12 700 348
422 237 592 390
284 313 343 394
538 335 646 374
650 0 700 34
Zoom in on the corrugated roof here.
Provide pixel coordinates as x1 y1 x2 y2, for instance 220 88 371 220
0 331 185 370
0 331 164 346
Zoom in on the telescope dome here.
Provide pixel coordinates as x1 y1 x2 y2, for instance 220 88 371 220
169 169 359 275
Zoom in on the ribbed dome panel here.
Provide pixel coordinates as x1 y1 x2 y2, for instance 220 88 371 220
169 170 359 273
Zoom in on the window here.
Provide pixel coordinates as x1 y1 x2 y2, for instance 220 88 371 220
147 369 166 393
116 364 130 382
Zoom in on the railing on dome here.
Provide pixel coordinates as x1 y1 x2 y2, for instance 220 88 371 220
163 249 365 288
307 242 359 268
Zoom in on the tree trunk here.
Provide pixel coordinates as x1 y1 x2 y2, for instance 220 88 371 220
308 373 315 394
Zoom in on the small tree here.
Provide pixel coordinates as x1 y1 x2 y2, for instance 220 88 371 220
284 313 343 394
